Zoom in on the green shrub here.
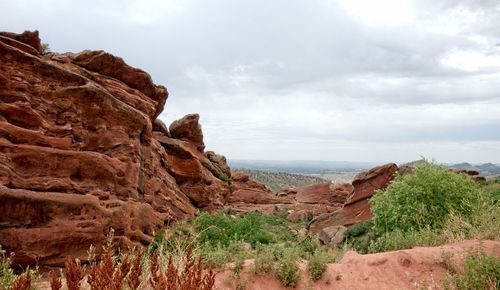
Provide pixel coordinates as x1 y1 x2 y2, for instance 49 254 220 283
346 220 374 239
367 228 446 253
371 161 483 233
481 177 500 204
442 250 500 290
298 236 320 258
219 174 232 184
308 253 327 281
41 43 50 54
254 245 276 274
277 258 300 287
0 245 16 289
442 200 500 242
440 252 457 274
193 211 276 248
346 221 378 254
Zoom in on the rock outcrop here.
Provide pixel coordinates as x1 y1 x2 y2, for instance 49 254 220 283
309 163 398 233
169 113 205 152
0 31 231 267
226 173 350 220
450 168 486 182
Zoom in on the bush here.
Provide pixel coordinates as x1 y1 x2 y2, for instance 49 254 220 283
346 221 378 254
442 200 500 242
308 253 327 281
367 228 446 253
442 250 500 290
193 211 276 247
277 258 300 287
254 245 276 274
219 174 232 184
298 236 320 258
0 245 16 289
371 161 483 233
41 43 51 54
346 220 373 239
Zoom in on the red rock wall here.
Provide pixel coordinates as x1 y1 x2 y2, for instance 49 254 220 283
0 31 231 267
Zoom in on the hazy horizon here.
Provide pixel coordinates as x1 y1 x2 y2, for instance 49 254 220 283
228 158 499 166
3 0 500 163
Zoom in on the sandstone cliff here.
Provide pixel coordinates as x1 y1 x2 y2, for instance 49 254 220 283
0 31 231 267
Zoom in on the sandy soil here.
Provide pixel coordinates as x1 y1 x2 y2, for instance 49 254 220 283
214 239 499 290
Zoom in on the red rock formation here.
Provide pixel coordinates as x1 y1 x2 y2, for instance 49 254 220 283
0 31 231 267
0 30 41 53
225 173 350 219
309 163 398 233
169 113 205 152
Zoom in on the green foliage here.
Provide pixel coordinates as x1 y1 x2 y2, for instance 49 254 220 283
193 211 277 247
440 252 457 274
277 257 300 287
481 176 500 204
346 220 373 239
371 161 483 233
254 245 276 274
442 250 500 290
308 252 327 281
298 236 320 258
442 199 500 242
219 174 232 184
0 245 16 289
367 228 446 253
40 42 50 54
345 220 378 253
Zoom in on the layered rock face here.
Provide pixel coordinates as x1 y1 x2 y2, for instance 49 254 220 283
0 31 231 267
309 163 398 233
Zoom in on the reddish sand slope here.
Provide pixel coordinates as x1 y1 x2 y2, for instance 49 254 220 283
214 239 499 290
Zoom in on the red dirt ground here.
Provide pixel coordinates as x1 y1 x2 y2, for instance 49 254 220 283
214 239 499 290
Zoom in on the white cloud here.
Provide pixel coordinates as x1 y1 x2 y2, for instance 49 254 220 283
2 0 500 163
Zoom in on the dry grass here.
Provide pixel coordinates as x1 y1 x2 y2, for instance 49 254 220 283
11 271 31 290
47 244 215 290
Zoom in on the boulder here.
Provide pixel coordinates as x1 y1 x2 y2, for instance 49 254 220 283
153 119 170 137
169 114 205 152
318 225 347 245
205 151 231 178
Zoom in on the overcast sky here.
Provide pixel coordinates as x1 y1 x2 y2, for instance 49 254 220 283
2 0 500 163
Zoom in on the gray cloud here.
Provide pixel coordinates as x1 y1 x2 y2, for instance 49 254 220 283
2 0 500 163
